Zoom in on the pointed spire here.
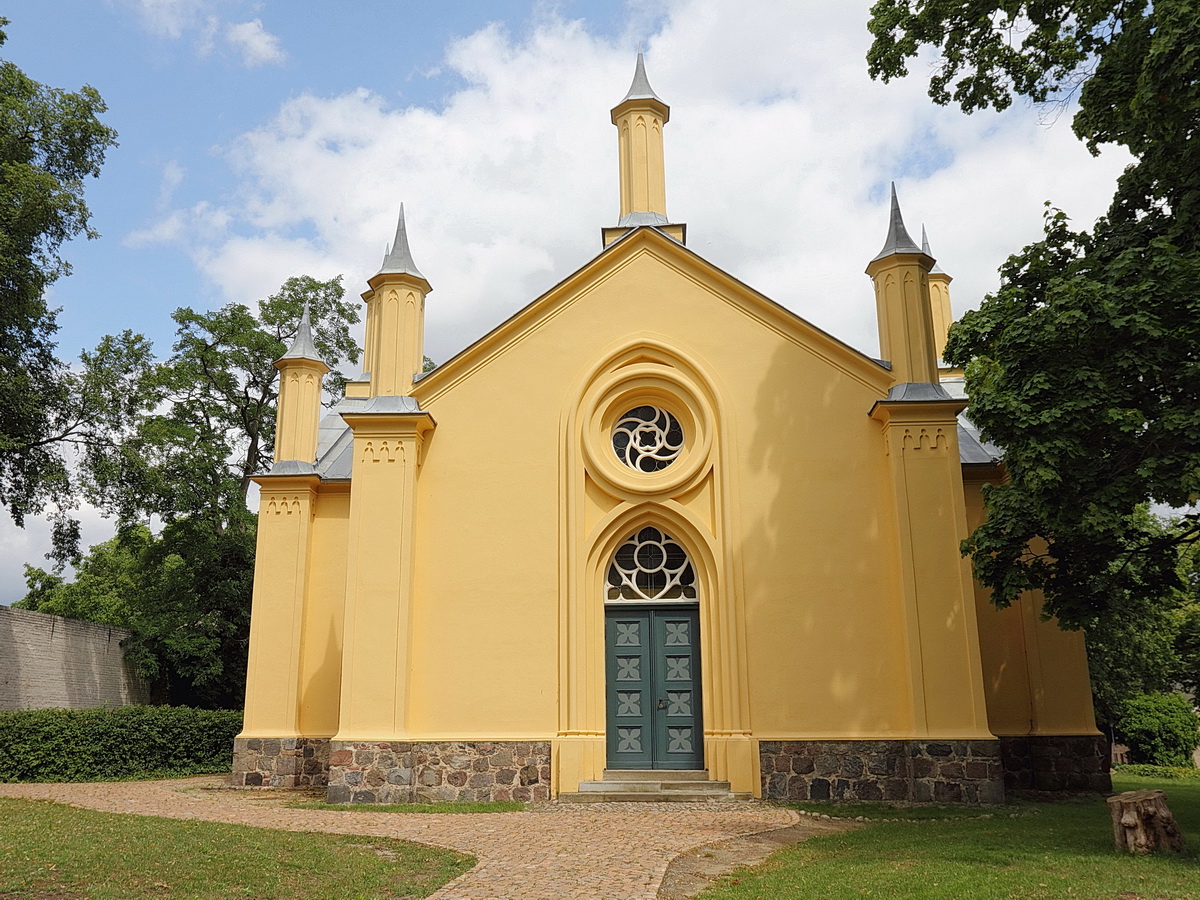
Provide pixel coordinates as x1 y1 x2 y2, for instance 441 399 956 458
278 302 325 363
621 49 664 104
872 183 924 261
377 203 426 279
921 225 946 274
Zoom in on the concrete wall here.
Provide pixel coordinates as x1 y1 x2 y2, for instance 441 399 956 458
0 606 151 710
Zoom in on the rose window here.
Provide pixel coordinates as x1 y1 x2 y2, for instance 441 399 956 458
606 527 697 601
612 406 684 472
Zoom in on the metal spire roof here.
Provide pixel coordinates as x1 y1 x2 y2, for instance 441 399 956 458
871 183 924 261
377 203 426 279
921 225 946 274
620 49 664 104
278 302 325 363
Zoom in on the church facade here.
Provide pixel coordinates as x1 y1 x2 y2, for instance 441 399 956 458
232 56 1110 804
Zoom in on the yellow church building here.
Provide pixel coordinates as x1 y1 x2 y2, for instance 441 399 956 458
232 55 1111 804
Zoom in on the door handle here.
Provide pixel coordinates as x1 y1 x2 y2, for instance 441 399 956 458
657 698 668 710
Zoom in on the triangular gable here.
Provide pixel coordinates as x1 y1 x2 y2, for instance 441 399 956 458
412 225 893 406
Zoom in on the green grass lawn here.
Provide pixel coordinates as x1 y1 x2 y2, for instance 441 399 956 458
0 798 473 899
701 775 1200 900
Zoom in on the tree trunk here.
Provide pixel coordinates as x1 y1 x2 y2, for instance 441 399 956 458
1107 789 1185 853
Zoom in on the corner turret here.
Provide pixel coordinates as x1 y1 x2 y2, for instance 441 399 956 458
273 303 330 471
921 226 956 374
358 204 431 398
603 52 686 247
865 185 940 387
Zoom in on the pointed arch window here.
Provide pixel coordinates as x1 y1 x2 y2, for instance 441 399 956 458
606 527 697 601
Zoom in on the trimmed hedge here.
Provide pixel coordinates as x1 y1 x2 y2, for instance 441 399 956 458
0 706 242 782
1116 693 1200 768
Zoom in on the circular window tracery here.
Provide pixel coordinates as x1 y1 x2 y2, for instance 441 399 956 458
606 526 697 601
612 406 684 473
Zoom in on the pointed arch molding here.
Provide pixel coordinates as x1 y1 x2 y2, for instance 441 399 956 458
555 339 756 795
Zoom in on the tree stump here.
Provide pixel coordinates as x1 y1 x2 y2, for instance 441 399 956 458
1107 789 1185 853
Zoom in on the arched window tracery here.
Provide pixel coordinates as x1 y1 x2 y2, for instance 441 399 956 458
606 526 697 601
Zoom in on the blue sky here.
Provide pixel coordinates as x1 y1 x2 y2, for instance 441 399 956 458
0 0 1130 599
2 0 636 358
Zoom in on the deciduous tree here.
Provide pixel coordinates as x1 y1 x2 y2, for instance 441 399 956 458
20 276 359 705
868 1 1200 626
0 18 117 549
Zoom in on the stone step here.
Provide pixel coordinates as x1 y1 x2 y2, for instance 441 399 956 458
561 769 750 803
662 780 731 792
601 769 709 782
577 779 730 793
558 790 752 803
579 780 662 792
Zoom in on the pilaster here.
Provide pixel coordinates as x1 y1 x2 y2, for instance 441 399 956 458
334 398 436 741
240 474 321 737
871 393 993 740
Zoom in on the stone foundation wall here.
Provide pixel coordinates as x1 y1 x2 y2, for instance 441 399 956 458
759 739 1005 804
231 737 330 788
326 741 553 804
999 735 1112 793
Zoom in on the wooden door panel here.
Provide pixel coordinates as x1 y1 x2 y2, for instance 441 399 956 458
606 605 702 770
605 611 653 768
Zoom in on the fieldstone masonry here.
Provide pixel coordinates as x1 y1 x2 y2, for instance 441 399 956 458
231 737 330 788
326 741 553 804
999 735 1112 793
760 739 1006 804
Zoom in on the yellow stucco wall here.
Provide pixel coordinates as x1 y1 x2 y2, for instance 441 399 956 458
296 485 349 737
964 474 1099 737
400 240 916 745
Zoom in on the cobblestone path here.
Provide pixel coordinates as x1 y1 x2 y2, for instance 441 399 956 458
0 777 798 899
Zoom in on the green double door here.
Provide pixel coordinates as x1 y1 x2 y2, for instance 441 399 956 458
605 604 703 770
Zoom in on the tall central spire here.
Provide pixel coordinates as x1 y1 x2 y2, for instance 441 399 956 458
605 52 685 246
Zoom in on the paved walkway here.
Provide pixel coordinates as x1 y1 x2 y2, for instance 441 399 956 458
0 777 798 899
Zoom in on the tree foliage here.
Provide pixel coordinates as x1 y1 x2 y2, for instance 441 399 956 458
1115 693 1200 768
0 18 117 545
79 275 358 530
1176 539 1200 700
1080 512 1200 726
17 522 253 708
18 276 359 705
868 0 1200 625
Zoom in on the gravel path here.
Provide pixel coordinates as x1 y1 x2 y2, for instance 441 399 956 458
0 777 800 899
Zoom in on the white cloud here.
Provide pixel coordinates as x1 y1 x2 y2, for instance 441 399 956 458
124 199 231 249
224 19 287 67
123 0 287 68
125 0 210 39
0 502 115 605
144 0 1130 365
156 160 186 208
